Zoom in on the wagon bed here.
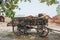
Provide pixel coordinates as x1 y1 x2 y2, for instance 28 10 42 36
12 17 48 26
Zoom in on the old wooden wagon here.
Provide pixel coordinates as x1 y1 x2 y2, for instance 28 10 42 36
11 14 49 37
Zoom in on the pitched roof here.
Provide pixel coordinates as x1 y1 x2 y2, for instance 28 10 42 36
44 15 52 19
0 16 5 19
52 14 60 24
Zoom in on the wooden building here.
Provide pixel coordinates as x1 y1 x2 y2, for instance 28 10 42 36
0 16 5 22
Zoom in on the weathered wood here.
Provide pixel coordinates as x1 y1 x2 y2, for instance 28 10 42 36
12 17 48 26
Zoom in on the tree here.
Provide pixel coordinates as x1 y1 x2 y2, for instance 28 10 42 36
56 5 60 14
0 0 59 19
40 0 59 6
0 0 19 18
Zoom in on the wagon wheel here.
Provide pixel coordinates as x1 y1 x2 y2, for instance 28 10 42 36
12 22 21 36
37 26 49 37
12 26 20 36
14 26 27 36
40 27 49 37
14 27 26 36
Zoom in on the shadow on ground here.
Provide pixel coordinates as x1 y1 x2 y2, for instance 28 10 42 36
0 32 60 40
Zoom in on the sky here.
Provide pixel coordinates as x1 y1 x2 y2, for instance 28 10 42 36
14 0 59 17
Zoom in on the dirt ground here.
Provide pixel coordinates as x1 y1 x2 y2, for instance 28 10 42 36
0 31 60 40
0 22 60 40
